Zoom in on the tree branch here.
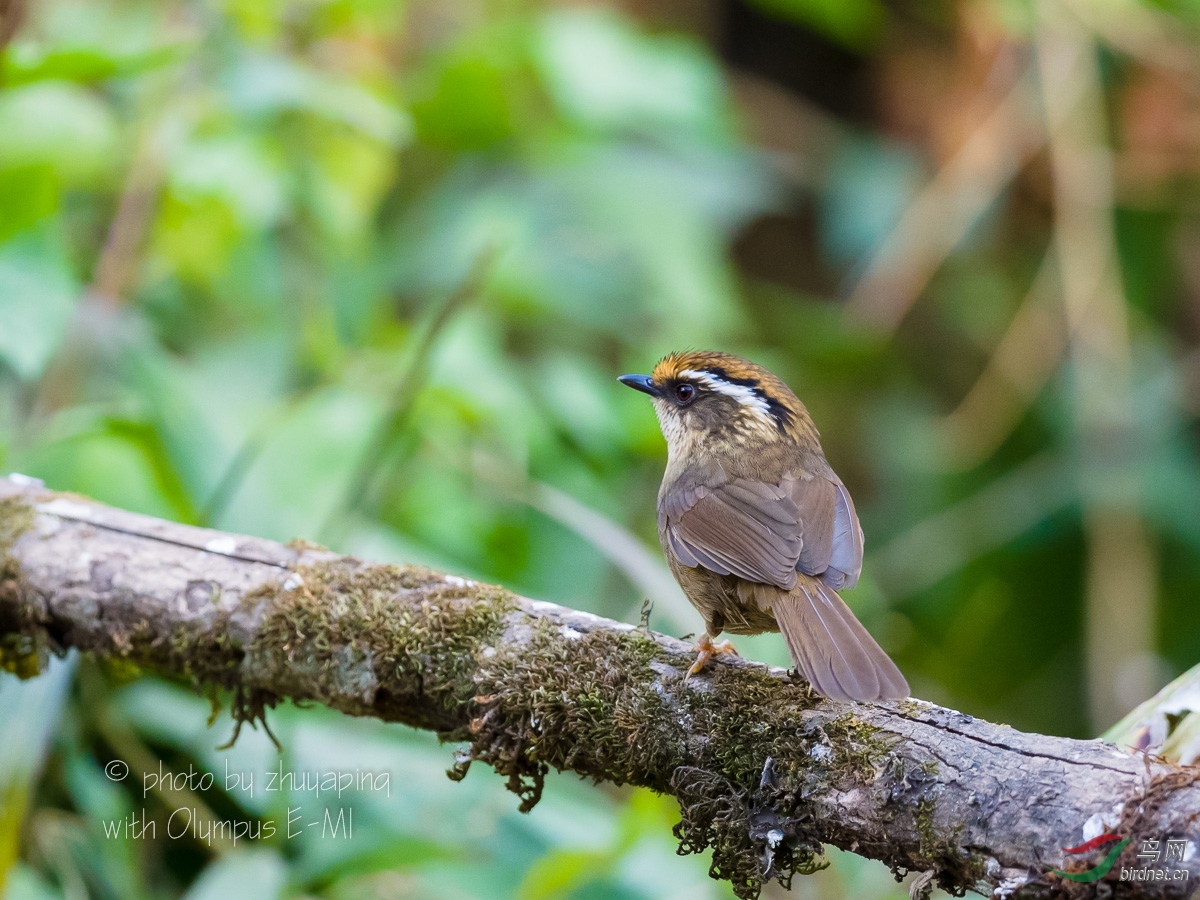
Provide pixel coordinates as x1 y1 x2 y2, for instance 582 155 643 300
0 476 1196 899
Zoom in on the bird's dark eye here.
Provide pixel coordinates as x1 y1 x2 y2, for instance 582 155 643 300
675 383 695 405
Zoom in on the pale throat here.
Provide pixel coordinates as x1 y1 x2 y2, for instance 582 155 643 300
653 396 779 475
652 401 694 462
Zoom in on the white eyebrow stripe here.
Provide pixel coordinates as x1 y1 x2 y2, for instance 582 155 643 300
678 369 773 419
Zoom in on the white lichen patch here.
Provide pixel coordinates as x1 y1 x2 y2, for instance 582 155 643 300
283 574 305 592
332 646 378 703
559 625 583 640
527 599 566 614
7 473 44 487
443 575 475 588
809 744 834 762
1081 811 1119 841
204 536 238 555
38 498 94 520
993 873 1031 899
33 514 61 537
525 599 636 631
762 827 786 873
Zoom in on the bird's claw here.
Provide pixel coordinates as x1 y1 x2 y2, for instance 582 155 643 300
685 634 739 678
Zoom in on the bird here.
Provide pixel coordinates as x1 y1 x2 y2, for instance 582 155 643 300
619 350 908 702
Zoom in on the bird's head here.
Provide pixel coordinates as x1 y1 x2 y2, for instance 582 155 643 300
619 350 816 459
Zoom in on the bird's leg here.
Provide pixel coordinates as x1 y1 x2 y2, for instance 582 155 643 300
686 632 739 678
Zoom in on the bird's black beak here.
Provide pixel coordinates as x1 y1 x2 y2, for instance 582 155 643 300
618 374 661 398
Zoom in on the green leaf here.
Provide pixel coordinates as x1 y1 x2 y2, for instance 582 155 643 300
0 228 79 381
226 54 411 146
1 41 185 86
181 851 287 900
214 386 380 541
535 9 729 139
0 863 64 900
0 166 59 243
0 81 118 186
168 134 287 230
20 425 183 520
409 35 526 150
519 849 608 900
306 129 398 243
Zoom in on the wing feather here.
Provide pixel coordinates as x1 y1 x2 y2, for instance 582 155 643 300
824 482 864 589
784 473 864 589
662 478 801 590
660 467 865 591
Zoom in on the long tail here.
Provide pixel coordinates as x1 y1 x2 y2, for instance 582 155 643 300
772 576 908 701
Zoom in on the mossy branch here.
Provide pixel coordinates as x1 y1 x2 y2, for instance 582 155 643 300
1 476 1197 899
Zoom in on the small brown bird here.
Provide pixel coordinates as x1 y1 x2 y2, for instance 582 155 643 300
620 350 908 702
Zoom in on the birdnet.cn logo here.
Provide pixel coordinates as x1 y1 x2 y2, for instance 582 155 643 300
1049 834 1191 884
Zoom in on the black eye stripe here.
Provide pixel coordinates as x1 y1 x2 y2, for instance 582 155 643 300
700 366 794 435
701 366 760 390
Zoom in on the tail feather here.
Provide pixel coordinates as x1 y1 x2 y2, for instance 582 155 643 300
772 577 908 701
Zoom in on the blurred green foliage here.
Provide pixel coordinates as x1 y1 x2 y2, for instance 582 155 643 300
2 0 1200 897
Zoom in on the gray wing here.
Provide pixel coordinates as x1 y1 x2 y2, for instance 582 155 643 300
659 478 803 591
785 472 864 590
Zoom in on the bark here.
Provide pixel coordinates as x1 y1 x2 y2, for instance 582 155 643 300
0 476 1197 899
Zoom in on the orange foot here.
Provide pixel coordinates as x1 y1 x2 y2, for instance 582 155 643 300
686 634 739 678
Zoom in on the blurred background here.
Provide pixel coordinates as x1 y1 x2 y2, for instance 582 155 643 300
2 0 1200 896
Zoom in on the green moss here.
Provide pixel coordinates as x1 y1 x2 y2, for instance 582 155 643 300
821 713 894 781
909 795 982 896
0 634 44 678
457 617 674 809
0 496 34 605
450 614 901 899
892 698 925 717
167 559 517 749
251 560 517 722
0 497 920 900
97 656 147 683
0 496 44 678
285 537 329 553
914 798 939 860
0 506 912 900
0 497 33 556
165 619 243 680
